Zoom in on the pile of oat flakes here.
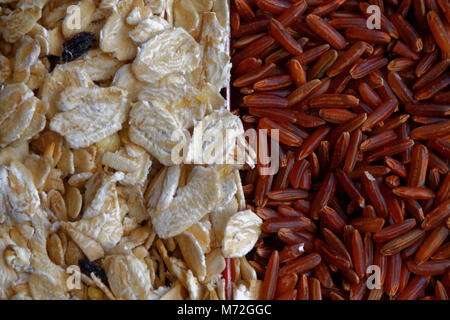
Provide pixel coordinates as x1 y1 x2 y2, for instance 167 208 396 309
0 0 263 300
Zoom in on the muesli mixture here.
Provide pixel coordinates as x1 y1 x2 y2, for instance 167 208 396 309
0 0 262 300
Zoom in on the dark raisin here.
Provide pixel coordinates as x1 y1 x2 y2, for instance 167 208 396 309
78 259 108 285
61 32 95 63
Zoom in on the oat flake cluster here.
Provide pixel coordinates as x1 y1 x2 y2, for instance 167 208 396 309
0 0 263 300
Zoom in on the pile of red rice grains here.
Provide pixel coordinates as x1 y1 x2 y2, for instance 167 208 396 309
229 0 450 300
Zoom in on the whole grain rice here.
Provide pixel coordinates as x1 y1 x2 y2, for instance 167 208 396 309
231 0 450 300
